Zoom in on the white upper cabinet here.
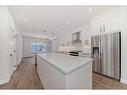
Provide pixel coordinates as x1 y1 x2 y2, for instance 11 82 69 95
91 16 101 36
91 7 122 36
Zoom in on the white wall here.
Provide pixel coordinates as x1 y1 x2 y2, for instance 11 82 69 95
0 7 22 84
120 7 127 84
0 7 10 84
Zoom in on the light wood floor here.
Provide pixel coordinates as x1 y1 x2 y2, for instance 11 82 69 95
0 57 127 89
0 57 43 89
93 72 127 89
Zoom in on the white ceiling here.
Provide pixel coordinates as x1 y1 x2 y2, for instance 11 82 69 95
9 6 115 37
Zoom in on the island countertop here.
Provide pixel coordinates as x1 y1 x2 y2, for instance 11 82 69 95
37 53 93 75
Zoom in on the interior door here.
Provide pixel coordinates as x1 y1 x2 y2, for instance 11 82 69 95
9 26 17 75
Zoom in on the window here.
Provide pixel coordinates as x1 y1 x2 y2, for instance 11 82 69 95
31 42 47 53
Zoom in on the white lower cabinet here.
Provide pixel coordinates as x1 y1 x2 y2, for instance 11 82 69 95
37 55 92 89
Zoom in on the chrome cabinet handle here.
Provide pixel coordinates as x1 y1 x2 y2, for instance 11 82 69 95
103 25 105 32
10 54 13 56
100 27 102 33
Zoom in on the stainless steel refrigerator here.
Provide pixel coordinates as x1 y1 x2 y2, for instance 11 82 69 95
91 32 121 81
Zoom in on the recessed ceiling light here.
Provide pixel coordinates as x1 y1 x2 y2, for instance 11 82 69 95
23 18 28 22
51 32 54 35
89 7 92 12
42 25 45 28
56 28 59 31
67 21 70 25
43 30 46 33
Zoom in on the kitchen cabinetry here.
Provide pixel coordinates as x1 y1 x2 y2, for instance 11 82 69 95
37 53 92 89
91 8 121 36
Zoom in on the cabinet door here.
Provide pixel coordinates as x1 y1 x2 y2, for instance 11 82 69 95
104 13 121 33
99 9 121 33
91 18 100 36
91 8 121 35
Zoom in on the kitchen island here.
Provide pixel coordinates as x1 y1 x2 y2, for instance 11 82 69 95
37 53 93 89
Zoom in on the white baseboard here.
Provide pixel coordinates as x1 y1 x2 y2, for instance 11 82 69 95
0 57 22 85
18 57 23 65
120 78 127 85
0 77 10 85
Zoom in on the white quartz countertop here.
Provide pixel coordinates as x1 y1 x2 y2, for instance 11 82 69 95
37 53 93 75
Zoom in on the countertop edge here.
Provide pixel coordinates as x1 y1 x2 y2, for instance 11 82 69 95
37 54 93 75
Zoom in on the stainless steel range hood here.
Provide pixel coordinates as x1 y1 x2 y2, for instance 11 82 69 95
71 31 81 43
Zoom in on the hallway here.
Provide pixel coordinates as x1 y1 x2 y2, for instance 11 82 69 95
0 57 43 89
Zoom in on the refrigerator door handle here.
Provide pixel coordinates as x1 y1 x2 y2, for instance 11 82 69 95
103 25 105 32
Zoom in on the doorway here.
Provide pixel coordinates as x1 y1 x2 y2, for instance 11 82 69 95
9 26 17 75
